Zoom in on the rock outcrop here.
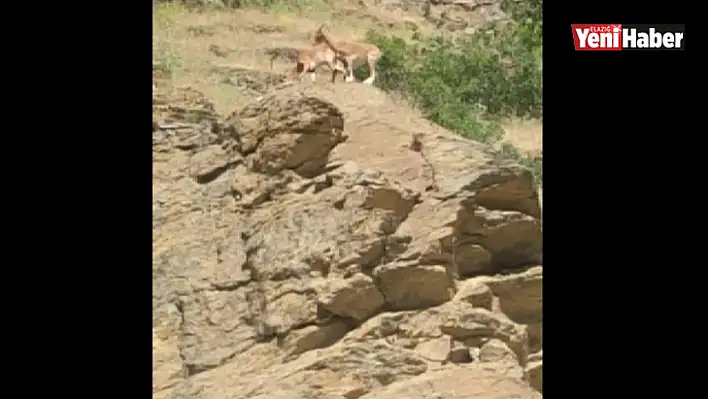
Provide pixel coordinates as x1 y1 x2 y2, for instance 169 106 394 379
365 0 509 32
153 85 542 398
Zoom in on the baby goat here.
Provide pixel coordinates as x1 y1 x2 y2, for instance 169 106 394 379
292 42 349 83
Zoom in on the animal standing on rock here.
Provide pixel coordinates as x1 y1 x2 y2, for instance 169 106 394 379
313 24 383 85
293 43 349 84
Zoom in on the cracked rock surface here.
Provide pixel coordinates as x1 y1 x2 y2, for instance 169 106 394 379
153 86 542 398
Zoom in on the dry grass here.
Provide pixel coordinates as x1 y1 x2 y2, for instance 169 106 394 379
153 2 422 114
498 118 542 158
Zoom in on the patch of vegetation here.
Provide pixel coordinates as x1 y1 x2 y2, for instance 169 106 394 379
153 2 183 78
361 0 543 185
153 45 183 78
499 143 542 185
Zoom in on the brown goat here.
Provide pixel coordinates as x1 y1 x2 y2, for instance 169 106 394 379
312 24 383 85
292 42 349 83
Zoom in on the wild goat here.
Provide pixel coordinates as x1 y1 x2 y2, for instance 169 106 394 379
312 24 383 85
292 43 349 83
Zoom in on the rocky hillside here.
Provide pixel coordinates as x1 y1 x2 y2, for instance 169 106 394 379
153 2 542 398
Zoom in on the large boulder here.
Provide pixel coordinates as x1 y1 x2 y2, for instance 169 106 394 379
152 87 543 398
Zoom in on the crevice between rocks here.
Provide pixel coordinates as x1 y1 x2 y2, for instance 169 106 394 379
184 351 239 377
173 298 191 378
194 161 239 185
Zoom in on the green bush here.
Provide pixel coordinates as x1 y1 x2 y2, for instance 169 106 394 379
366 20 542 121
362 0 542 184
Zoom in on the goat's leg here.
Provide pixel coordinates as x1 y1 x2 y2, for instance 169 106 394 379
343 57 356 83
296 62 307 82
328 60 344 83
363 58 376 85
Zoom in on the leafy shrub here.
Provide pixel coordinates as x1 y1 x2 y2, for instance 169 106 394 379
361 0 542 184
366 20 542 120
